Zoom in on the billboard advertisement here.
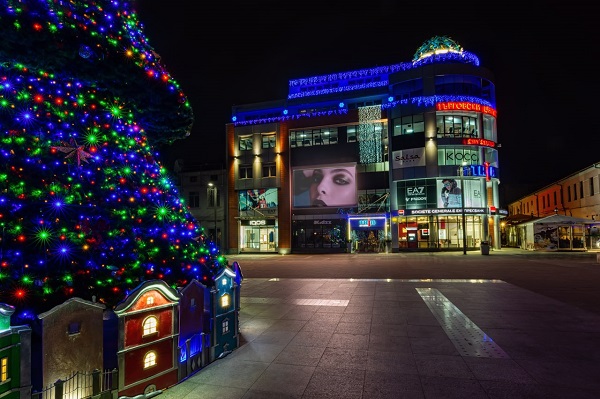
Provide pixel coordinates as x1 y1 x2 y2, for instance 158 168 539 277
293 164 357 208
397 178 485 210
239 188 278 211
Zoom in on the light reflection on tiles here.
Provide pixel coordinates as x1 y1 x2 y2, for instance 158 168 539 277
416 287 509 358
242 297 349 307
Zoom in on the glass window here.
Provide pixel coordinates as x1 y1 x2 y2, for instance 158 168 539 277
239 165 253 179
208 187 219 207
394 114 424 136
143 316 158 336
436 114 478 138
262 134 276 149
239 136 253 151
1 357 7 382
347 126 357 142
188 191 199 208
144 352 157 369
222 318 230 334
262 163 276 177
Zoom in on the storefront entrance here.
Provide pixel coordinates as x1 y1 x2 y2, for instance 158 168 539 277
397 214 483 251
239 219 277 252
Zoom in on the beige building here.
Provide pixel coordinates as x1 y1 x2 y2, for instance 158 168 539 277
504 162 600 250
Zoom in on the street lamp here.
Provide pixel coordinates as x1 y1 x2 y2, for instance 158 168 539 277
208 182 218 246
458 162 467 255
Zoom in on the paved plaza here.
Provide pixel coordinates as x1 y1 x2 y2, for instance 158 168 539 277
158 249 600 398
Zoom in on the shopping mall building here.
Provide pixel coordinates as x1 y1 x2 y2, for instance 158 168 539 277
225 36 502 254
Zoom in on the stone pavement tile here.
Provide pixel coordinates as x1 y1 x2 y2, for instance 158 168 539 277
273 344 326 367
317 347 369 371
414 354 476 379
514 358 600 390
371 310 409 324
366 349 419 374
362 370 424 399
309 312 344 322
261 318 307 333
334 321 371 334
479 380 600 399
229 341 287 363
410 334 460 356
315 306 345 314
369 322 409 337
300 319 339 333
241 390 297 399
254 303 296 319
406 308 440 326
343 304 373 314
246 363 315 398
462 357 537 384
188 358 268 389
279 307 319 321
368 333 412 352
301 367 365 399
338 312 373 324
420 375 489 399
172 384 248 399
289 330 333 347
489 329 600 362
327 332 369 350
240 304 275 318
251 329 297 346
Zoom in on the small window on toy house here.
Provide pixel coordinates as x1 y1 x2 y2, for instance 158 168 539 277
67 322 81 335
222 319 229 334
1 357 8 382
146 296 154 305
143 351 157 369
221 294 230 308
143 316 158 336
190 298 196 308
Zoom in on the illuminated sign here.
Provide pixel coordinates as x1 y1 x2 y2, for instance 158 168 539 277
249 220 266 225
358 219 378 227
436 101 497 117
402 208 488 215
461 165 498 179
462 138 496 148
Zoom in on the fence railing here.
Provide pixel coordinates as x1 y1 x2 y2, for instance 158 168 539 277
31 368 118 399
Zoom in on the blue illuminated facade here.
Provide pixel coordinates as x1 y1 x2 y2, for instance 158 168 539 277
226 36 501 253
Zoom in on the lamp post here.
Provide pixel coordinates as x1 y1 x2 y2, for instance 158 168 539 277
208 182 218 246
458 162 467 255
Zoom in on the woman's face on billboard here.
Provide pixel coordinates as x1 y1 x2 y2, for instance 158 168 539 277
308 167 355 206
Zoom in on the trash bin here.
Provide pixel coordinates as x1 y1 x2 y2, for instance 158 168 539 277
480 241 490 255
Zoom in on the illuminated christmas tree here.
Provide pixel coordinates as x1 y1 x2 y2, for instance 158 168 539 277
0 0 225 322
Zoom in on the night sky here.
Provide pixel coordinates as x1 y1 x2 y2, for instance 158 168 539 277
136 1 598 204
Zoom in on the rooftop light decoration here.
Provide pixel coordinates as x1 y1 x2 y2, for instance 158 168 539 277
0 0 224 323
412 36 463 62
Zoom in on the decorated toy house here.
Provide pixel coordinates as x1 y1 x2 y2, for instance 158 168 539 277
177 279 212 380
0 304 32 399
113 280 181 397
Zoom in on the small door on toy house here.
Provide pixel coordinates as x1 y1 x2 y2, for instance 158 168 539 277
210 268 239 361
114 280 180 398
0 303 32 399
177 279 211 380
36 297 105 390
